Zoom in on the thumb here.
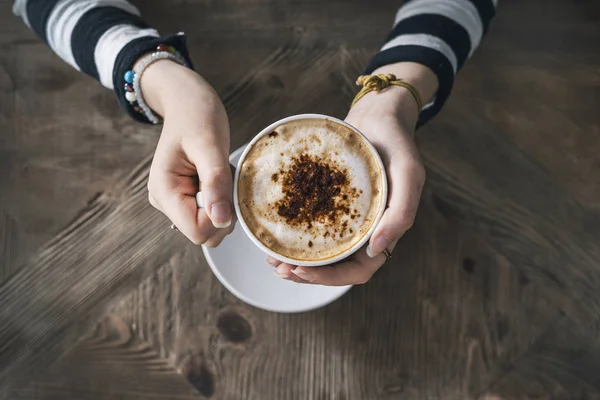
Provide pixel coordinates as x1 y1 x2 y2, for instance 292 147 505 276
185 136 234 229
366 160 425 257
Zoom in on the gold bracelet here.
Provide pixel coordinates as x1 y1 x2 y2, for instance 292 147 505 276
351 74 423 113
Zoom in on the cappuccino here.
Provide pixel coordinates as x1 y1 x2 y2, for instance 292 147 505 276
236 117 385 264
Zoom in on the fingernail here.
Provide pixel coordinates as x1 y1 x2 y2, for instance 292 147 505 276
274 270 289 278
275 265 288 276
366 235 391 258
210 201 232 228
292 268 315 282
267 256 279 266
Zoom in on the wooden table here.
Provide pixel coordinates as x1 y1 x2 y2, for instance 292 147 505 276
1 0 600 398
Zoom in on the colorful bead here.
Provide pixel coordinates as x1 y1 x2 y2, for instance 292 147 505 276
123 49 187 124
125 91 137 102
124 70 134 83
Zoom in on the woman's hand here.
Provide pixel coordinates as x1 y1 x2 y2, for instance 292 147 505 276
270 62 438 285
143 60 235 247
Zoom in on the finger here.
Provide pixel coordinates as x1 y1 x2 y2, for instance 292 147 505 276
203 220 236 248
183 133 234 229
150 170 218 245
169 196 218 245
274 263 295 278
148 193 163 213
289 240 398 286
367 159 425 258
292 259 370 286
267 256 281 267
275 264 311 284
284 274 311 284
148 132 220 244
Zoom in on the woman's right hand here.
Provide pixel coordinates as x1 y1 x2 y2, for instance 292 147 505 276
141 60 235 247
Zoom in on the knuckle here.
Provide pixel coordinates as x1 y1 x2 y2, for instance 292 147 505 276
204 236 224 248
290 275 306 284
196 218 218 240
226 221 236 234
380 211 416 240
357 271 373 285
184 135 224 159
203 167 232 188
402 159 426 183
146 180 154 195
379 223 404 242
396 158 425 180
147 176 161 197
414 163 426 184
188 233 207 246
186 224 212 246
147 193 157 208
398 209 417 231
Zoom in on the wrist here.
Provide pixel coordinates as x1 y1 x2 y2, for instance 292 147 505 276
371 62 438 104
350 85 421 129
138 59 205 117
350 62 439 128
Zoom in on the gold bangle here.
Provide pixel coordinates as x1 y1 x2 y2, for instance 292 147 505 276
351 74 423 113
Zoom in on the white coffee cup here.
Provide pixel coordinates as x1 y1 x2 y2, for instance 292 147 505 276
197 114 387 267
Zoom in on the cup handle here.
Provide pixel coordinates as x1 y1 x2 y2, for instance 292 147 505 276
196 162 237 209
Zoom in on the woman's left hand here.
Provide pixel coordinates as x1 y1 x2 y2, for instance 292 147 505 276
268 83 427 285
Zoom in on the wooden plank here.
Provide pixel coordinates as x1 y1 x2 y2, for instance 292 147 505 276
449 0 600 211
0 46 357 398
16 315 204 400
1 43 599 399
0 157 189 399
479 317 600 399
421 97 600 329
0 5 162 261
1 0 600 398
134 0 399 49
0 210 18 282
111 195 561 399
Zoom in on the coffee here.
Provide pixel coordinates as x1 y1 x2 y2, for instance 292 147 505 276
237 117 385 263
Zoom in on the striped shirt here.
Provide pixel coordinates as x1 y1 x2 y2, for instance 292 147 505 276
13 0 496 126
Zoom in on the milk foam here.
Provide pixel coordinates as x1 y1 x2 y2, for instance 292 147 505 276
237 118 384 262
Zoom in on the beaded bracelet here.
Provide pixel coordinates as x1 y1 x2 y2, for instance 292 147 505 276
123 45 187 124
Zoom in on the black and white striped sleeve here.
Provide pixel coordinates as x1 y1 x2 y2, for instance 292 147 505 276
365 0 497 127
12 0 193 123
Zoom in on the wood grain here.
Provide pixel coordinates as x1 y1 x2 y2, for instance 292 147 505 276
0 210 18 282
0 15 162 265
480 317 600 399
16 315 204 400
108 196 563 399
0 158 189 398
1 0 600 398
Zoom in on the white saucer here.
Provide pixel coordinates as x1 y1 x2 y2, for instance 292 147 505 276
202 145 352 313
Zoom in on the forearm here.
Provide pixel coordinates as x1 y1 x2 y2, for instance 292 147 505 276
12 0 193 123
13 0 157 88
367 0 498 126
